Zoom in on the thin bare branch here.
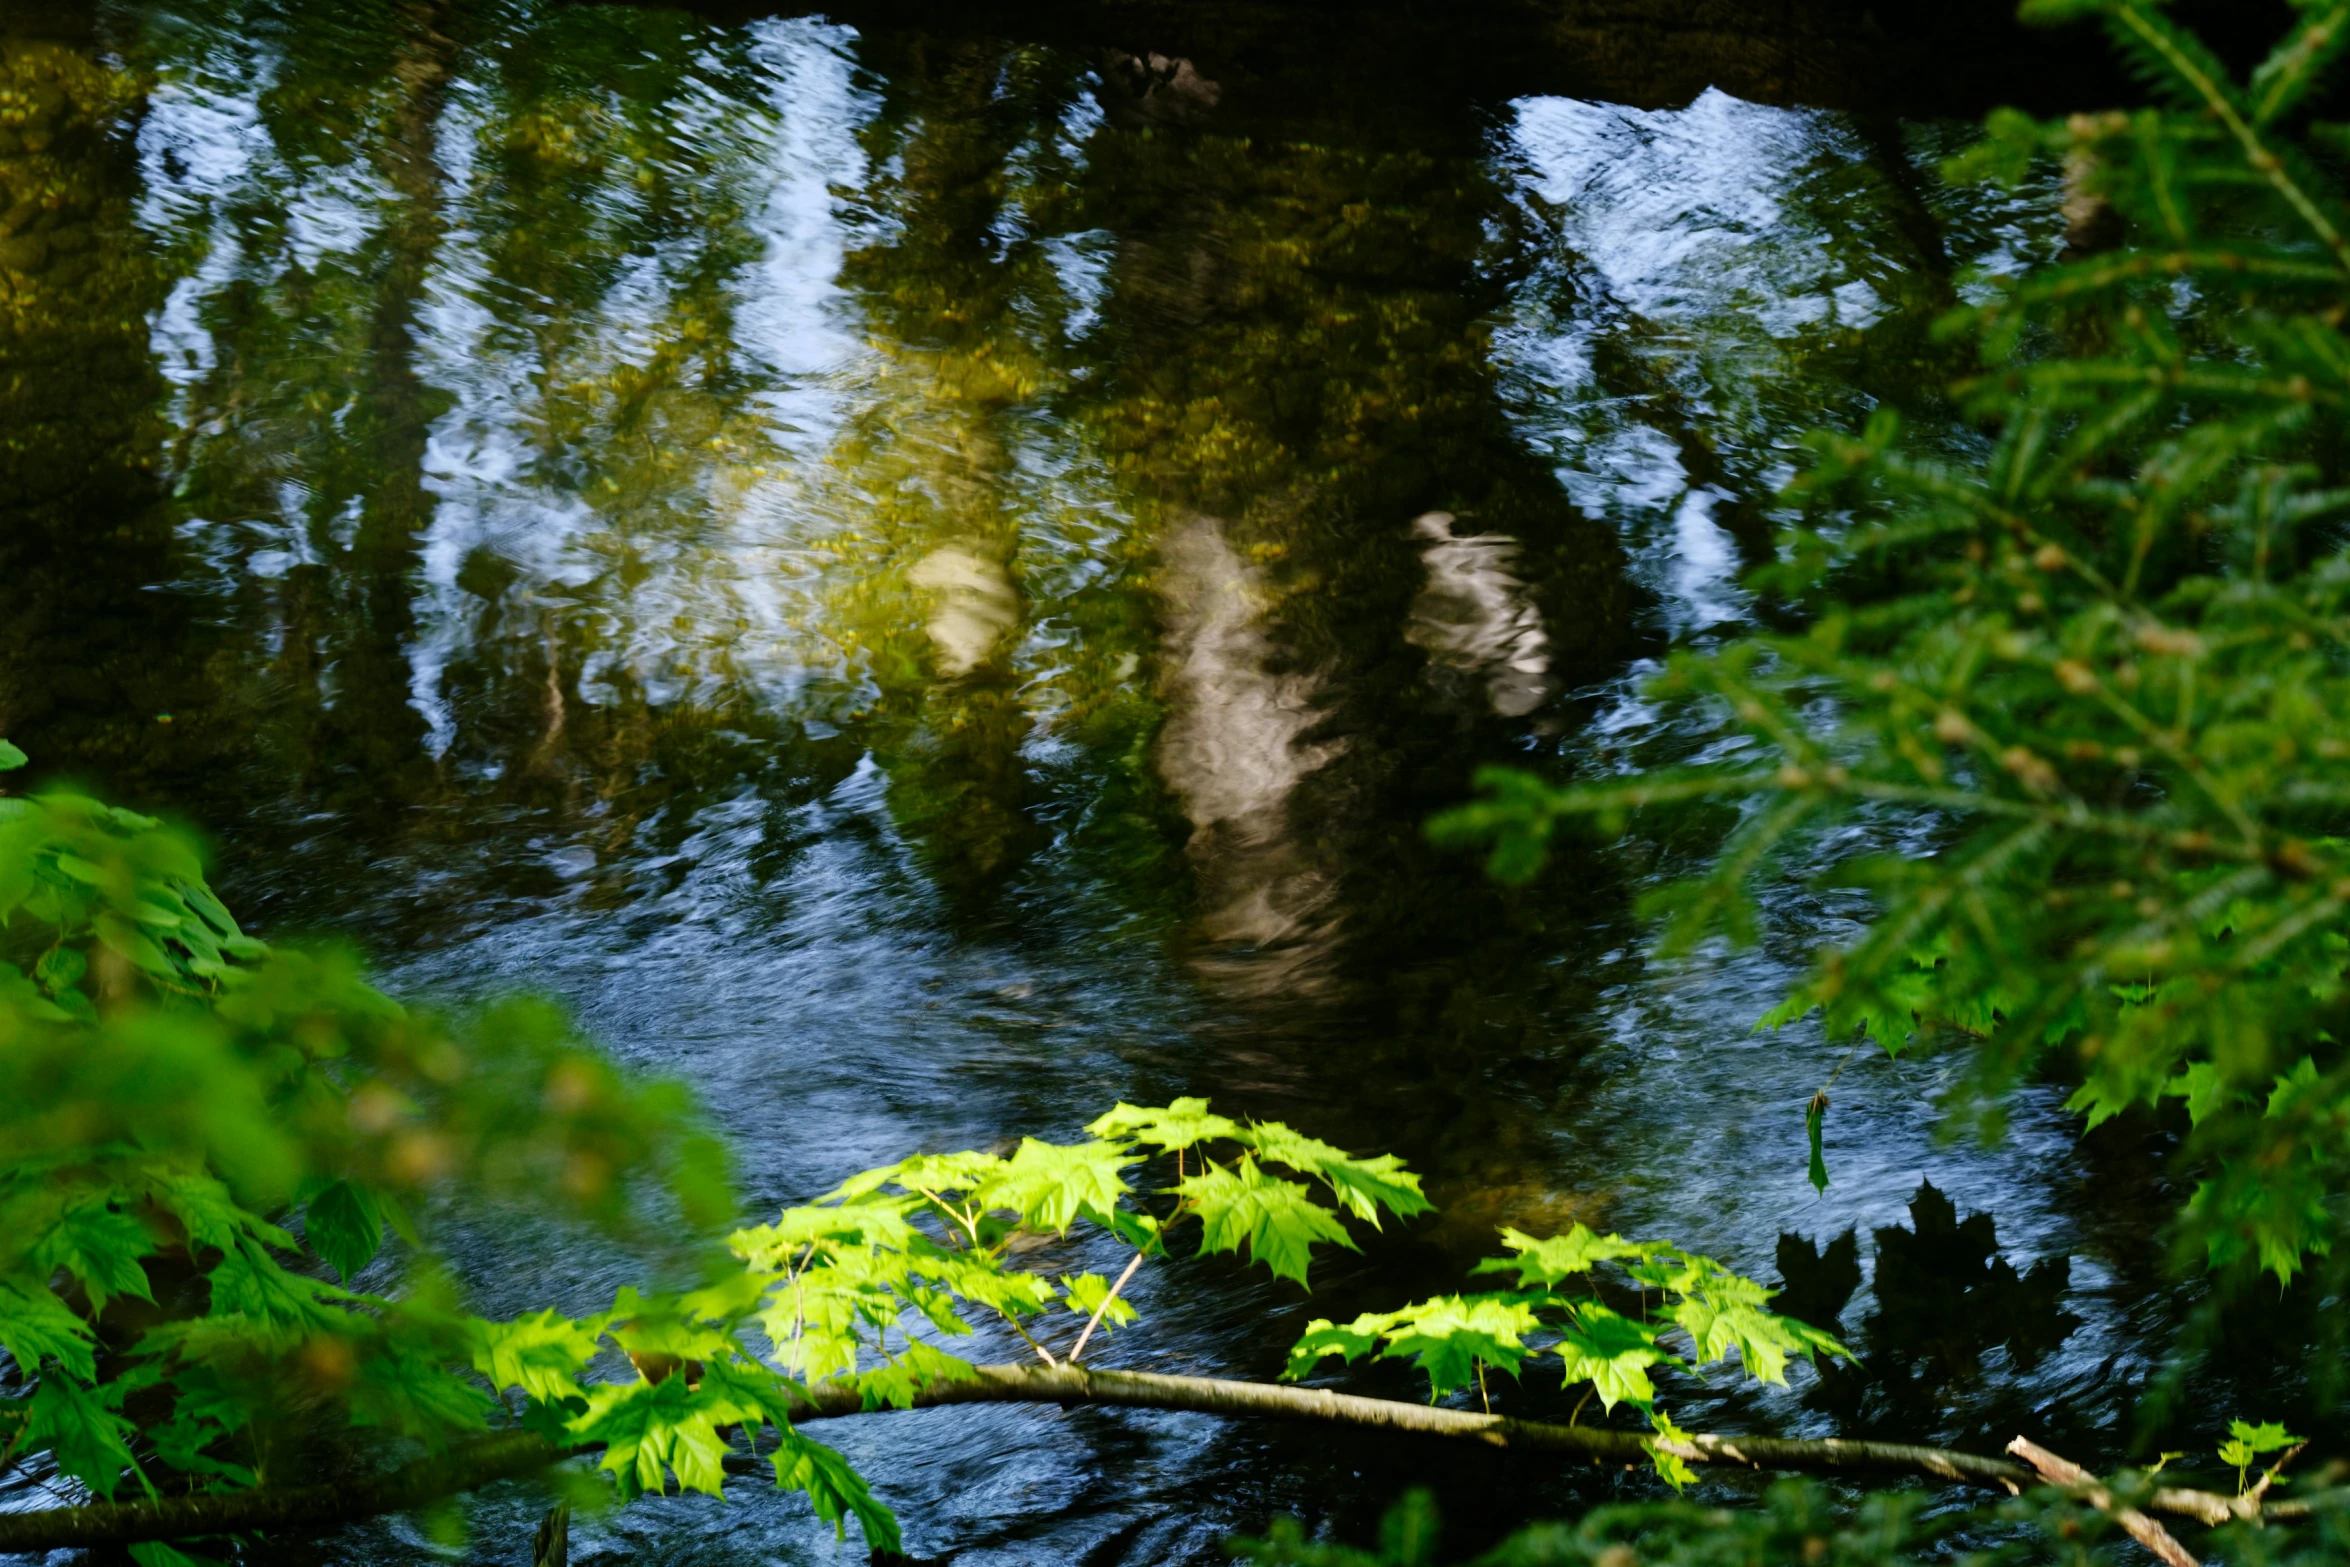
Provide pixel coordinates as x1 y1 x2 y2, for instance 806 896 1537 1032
1068 1250 1144 1363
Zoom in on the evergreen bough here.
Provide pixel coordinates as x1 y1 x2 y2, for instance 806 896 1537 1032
1437 0 2350 1328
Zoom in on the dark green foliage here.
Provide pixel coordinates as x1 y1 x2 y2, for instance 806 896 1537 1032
1432 0 2350 1300
1234 1481 2350 1567
0 749 882 1548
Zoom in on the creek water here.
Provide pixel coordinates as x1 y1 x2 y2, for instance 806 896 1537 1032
0 0 2272 1559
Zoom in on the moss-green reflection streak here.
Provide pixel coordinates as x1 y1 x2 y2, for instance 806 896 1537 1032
803 43 1650 945
424 2 811 827
805 37 1102 903
0 4 192 780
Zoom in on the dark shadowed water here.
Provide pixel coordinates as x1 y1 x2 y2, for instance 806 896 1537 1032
0 0 2293 1559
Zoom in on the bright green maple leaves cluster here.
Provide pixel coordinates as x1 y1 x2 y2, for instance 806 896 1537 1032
1434 0 2350 1297
463 1285 895 1544
1238 1475 2350 1567
1288 1224 1848 1488
731 1096 1435 1398
2217 1417 2301 1496
723 1095 1842 1495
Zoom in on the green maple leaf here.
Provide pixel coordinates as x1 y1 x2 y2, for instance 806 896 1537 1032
1373 1294 1544 1400
2219 1418 2303 1492
203 1237 349 1337
143 1369 258 1489
979 1138 1136 1234
1100 1206 1163 1252
1662 1250 1851 1380
1284 1312 1399 1380
929 1255 1057 1320
1087 1097 1240 1151
137 1163 286 1252
2265 1058 2321 1117
607 1295 737 1366
774 1430 900 1552
2163 1061 2239 1126
854 1340 977 1411
1059 1272 1138 1335
2227 1418 2301 1453
695 1352 809 1431
1180 1156 1356 1288
1554 1303 1675 1411
1646 1406 1699 1492
347 1339 497 1440
759 1275 881 1383
890 1267 979 1339
889 1150 1010 1199
680 1266 773 1326
1670 1298 1827 1383
301 1179 386 1284
1472 1225 1656 1288
733 1190 928 1267
1650 1252 1772 1304
469 1309 602 1402
1237 1122 1432 1227
31 1202 155 1313
572 1377 733 1497
26 1375 139 1499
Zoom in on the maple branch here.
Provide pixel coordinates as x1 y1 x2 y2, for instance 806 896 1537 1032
2148 1442 2314 1525
0 1431 577 1554
0 1365 2325 1554
2248 1443 2308 1511
1002 1317 1058 1367
2008 1436 2200 1567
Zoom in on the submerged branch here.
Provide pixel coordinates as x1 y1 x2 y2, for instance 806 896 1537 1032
0 1363 2318 1552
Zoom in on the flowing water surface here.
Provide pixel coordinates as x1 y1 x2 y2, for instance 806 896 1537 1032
0 1 2260 1559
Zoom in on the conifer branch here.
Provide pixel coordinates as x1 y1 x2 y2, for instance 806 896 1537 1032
2108 0 2350 274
